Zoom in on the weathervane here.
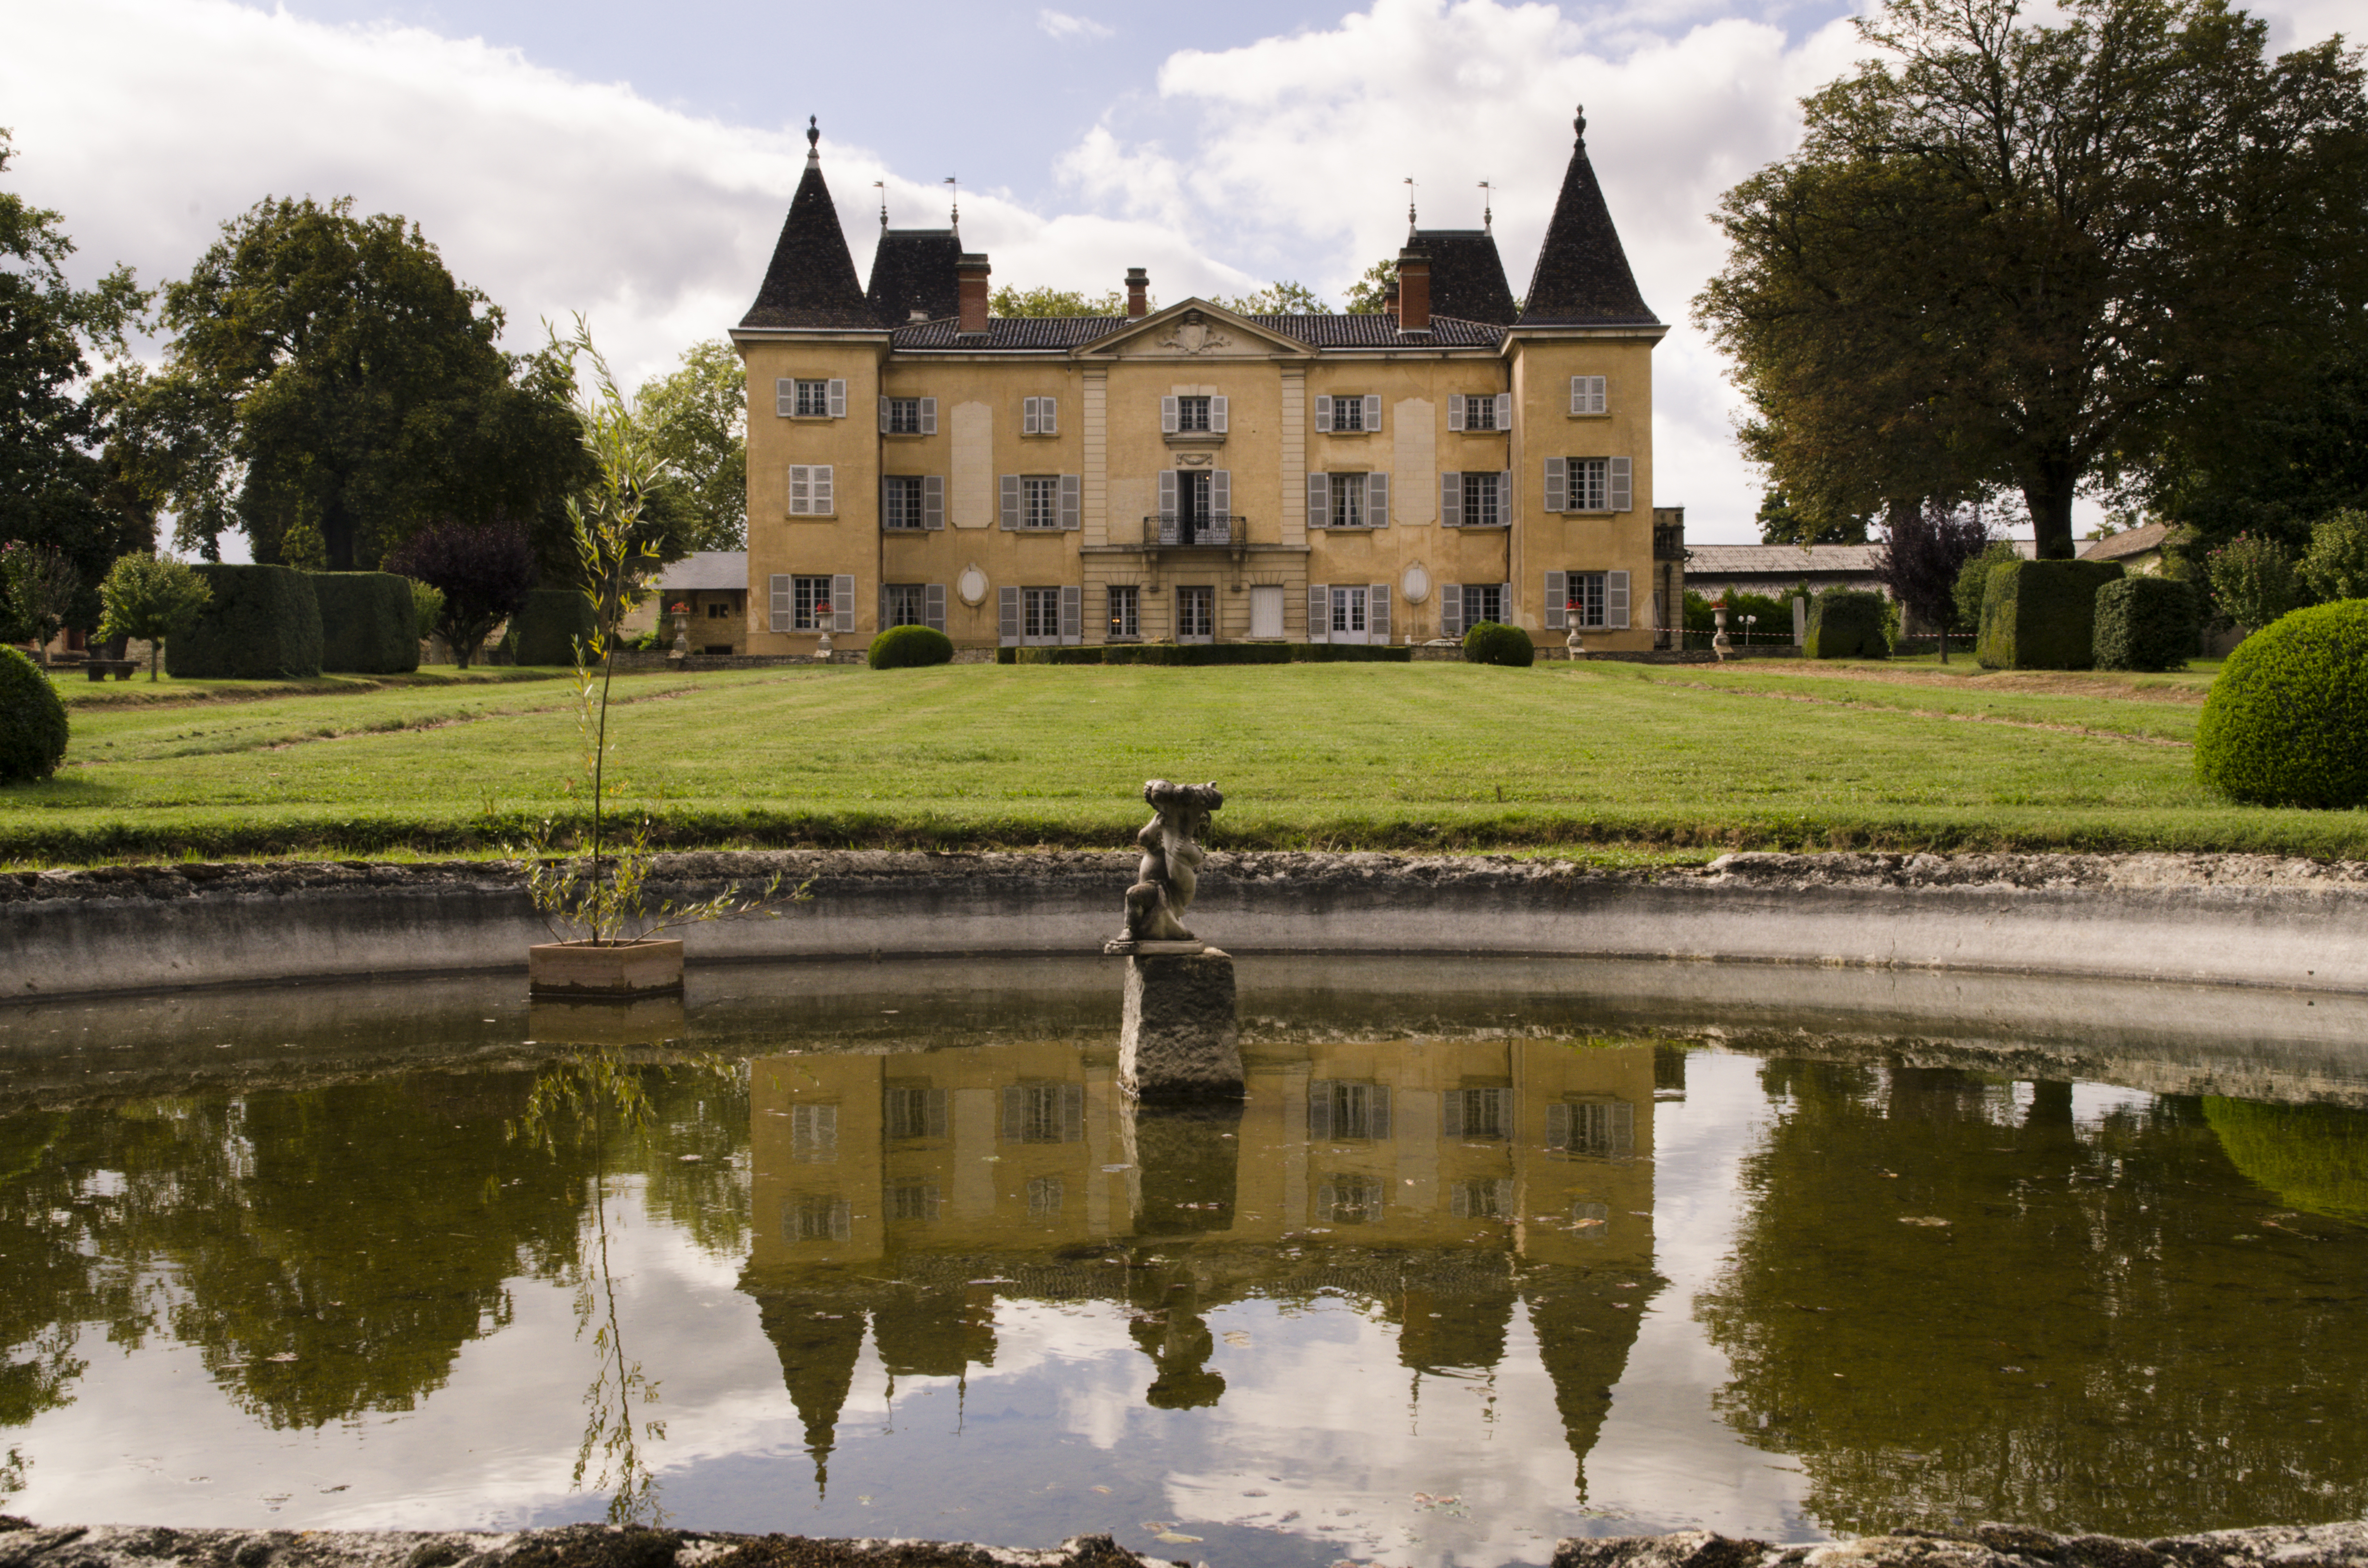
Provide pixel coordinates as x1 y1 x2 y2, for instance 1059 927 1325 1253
1479 180 1494 233
1403 176 1418 239
1574 102 1588 143
805 115 819 166
944 176 959 238
873 180 887 231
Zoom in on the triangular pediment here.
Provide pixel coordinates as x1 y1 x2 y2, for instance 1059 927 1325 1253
1077 299 1316 360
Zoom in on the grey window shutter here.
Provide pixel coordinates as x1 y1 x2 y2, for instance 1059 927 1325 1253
880 476 894 528
833 573 855 634
1307 1080 1333 1140
1157 471 1178 545
1448 394 1465 432
1367 472 1389 528
1161 396 1178 434
1001 1085 1023 1142
999 474 1021 530
1307 584 1328 643
828 379 847 418
1440 471 1462 527
1610 456 1632 512
1369 583 1390 641
1501 470 1512 522
1307 472 1329 532
1569 376 1584 415
1040 397 1057 436
814 465 834 513
926 1088 948 1139
1314 394 1333 433
923 474 945 529
879 396 891 434
920 397 938 435
776 378 796 418
1495 393 1512 428
1546 570 1568 630
1501 581 1514 626
998 585 1021 645
1022 397 1040 437
924 582 947 631
1060 473 1081 530
1442 1089 1464 1138
1442 584 1464 638
1544 456 1567 514
1369 1085 1391 1140
1060 584 1082 644
1210 395 1227 434
1210 469 1230 528
878 582 888 629
786 467 807 514
769 573 791 633
1608 569 1631 629
1363 395 1381 434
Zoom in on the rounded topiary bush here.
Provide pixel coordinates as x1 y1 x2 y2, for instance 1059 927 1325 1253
2093 575 2199 671
1462 621 1534 668
868 624 955 669
0 646 69 784
2194 600 2368 807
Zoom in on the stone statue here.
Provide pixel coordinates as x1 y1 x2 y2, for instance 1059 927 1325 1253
1116 779 1222 947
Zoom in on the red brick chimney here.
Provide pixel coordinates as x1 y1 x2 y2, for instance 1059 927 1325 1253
1396 246 1430 332
957 253 991 334
1126 267 1149 318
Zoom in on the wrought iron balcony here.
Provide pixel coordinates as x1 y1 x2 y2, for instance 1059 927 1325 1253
1144 515 1239 547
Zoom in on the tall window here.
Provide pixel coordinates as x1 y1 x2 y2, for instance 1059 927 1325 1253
1022 476 1060 529
1318 1176 1385 1225
1333 394 1366 432
785 1197 852 1242
1177 585 1214 642
1566 571 1607 628
1569 375 1607 415
1547 1099 1636 1157
1308 1081 1391 1141
789 1104 838 1162
883 476 924 530
1330 585 1369 636
1464 394 1499 430
792 575 833 631
884 1084 945 1141
1022 587 1061 642
1462 583 1505 628
884 584 928 628
1175 395 1212 432
793 379 831 418
786 465 834 515
1451 1179 1514 1219
1107 585 1140 639
1443 1086 1511 1140
1462 472 1503 527
1330 474 1365 529
1003 1082 1084 1144
1569 457 1611 511
887 1183 942 1222
886 397 924 434
1027 1175 1065 1220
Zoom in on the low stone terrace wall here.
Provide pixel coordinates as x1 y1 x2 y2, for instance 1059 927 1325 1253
4 850 2365 1003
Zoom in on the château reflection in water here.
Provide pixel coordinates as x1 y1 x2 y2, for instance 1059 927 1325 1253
737 1037 1667 1495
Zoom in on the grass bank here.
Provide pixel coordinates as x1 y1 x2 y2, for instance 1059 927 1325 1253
6 658 2359 866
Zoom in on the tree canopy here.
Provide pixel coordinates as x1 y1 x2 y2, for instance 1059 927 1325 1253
1695 0 2368 560
632 338 746 553
131 195 588 570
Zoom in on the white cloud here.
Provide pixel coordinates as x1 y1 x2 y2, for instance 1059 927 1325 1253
1037 8 1117 40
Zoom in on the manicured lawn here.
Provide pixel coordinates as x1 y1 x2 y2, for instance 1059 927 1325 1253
5 658 2359 866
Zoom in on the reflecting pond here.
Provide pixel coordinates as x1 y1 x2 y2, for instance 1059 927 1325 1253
1 957 2364 1564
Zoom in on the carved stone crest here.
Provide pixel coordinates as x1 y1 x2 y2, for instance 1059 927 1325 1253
1108 779 1222 951
1158 314 1231 356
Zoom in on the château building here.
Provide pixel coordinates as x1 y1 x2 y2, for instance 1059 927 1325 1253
730 110 1683 653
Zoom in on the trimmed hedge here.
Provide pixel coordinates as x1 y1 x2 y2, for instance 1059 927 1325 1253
1462 621 1535 668
0 646 68 784
2195 599 2368 808
1290 643 1410 663
309 571 420 674
1803 588 1890 659
167 564 324 680
869 625 955 669
1004 643 1414 666
507 589 598 667
1976 559 2123 669
2092 575 2198 672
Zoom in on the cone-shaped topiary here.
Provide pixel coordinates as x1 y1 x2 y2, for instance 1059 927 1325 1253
868 625 954 668
1462 621 1534 668
2195 599 2368 807
0 646 69 784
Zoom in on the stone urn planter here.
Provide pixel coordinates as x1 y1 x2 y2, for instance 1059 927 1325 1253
528 938 685 998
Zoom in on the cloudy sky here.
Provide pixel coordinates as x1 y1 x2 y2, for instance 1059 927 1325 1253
3 0 2354 546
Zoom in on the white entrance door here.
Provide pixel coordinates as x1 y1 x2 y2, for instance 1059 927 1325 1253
1329 585 1370 644
1249 585 1284 639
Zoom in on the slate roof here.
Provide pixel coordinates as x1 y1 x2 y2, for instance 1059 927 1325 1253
1410 231 1519 327
2079 521 2172 563
1517 116 1658 328
886 310 1505 352
739 132 875 331
653 551 749 593
867 230 961 327
1683 544 1887 580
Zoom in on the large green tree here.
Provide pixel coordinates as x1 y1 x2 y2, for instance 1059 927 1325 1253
0 130 151 630
633 338 747 553
1696 0 2368 560
140 196 588 570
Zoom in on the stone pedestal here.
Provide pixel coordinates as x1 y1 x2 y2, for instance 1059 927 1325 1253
1119 947 1243 1103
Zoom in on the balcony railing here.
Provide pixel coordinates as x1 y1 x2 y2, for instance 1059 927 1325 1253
1654 521 1687 561
1144 514 1239 547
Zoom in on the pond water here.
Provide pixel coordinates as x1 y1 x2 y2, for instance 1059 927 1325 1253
1 956 2365 1564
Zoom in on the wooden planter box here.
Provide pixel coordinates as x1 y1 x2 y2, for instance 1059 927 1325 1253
528 938 684 998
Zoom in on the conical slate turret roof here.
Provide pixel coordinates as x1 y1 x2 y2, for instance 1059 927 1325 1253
1517 108 1657 328
740 119 875 331
866 229 962 326
1410 230 1519 327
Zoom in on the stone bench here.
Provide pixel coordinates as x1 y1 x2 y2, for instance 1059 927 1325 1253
84 660 139 681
